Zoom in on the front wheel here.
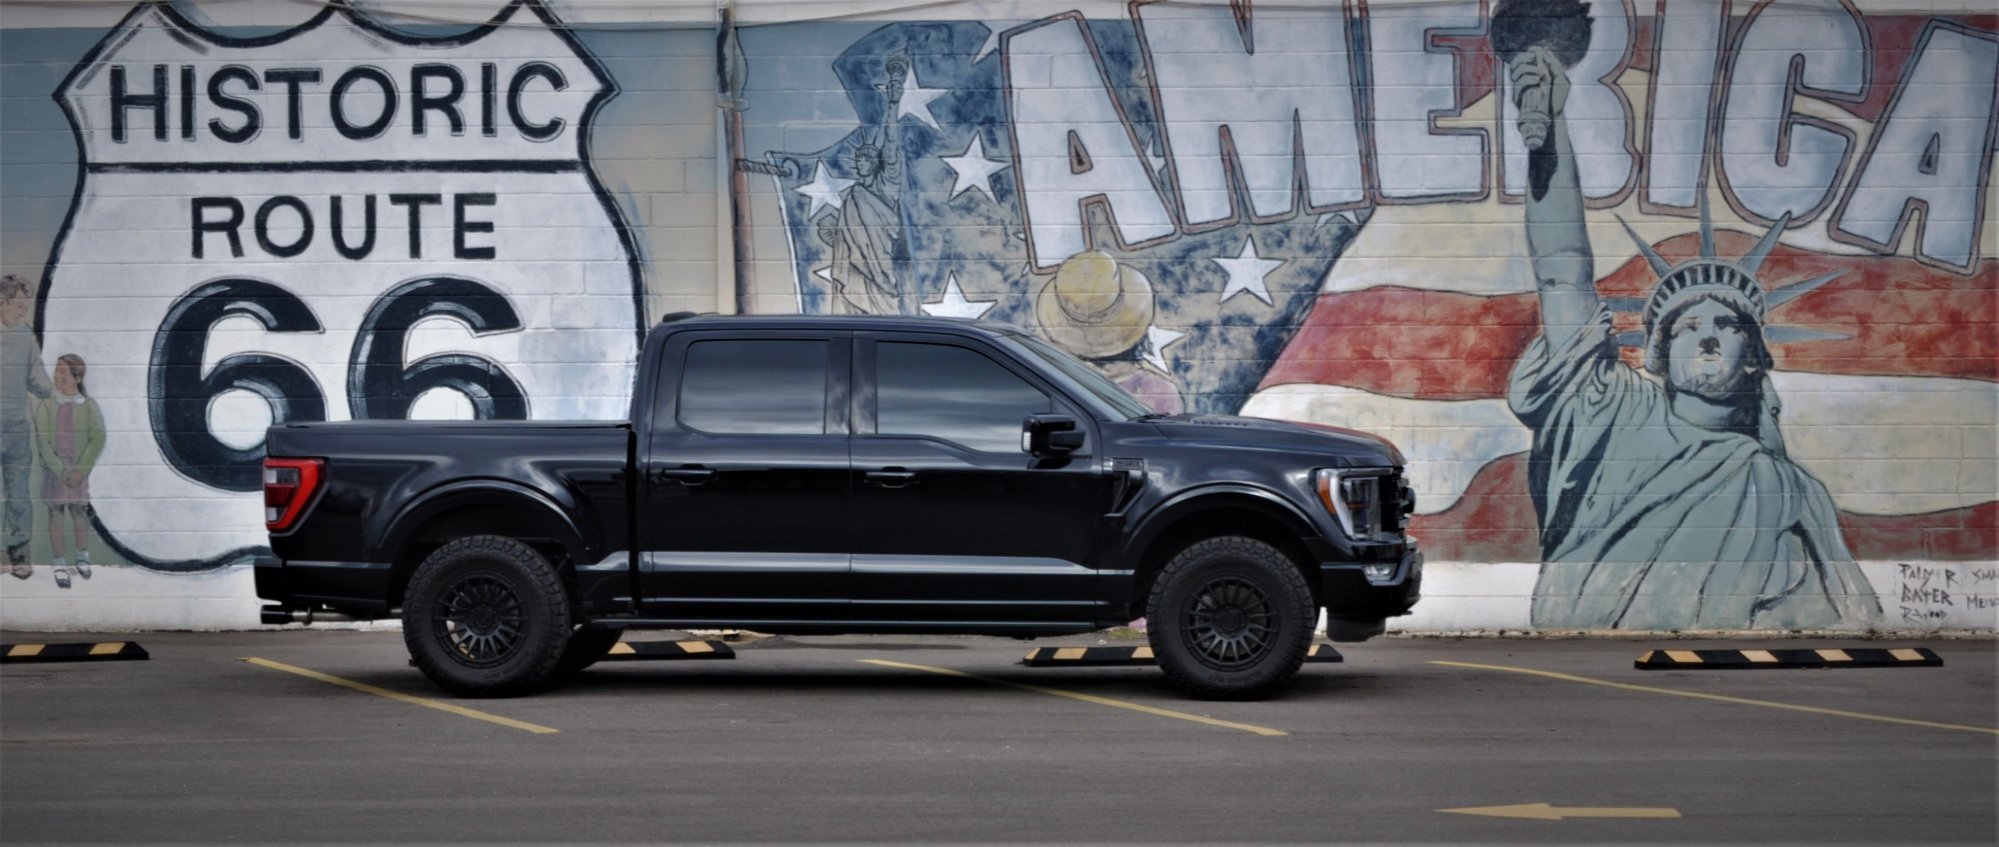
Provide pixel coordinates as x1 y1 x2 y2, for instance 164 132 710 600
403 536 572 698
1146 536 1315 701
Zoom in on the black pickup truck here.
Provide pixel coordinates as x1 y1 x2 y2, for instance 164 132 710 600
258 314 1420 699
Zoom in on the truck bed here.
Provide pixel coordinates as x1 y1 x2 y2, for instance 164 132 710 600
262 420 634 615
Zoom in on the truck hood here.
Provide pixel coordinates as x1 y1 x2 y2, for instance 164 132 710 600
1143 414 1405 467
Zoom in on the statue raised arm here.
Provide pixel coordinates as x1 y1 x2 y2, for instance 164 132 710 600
1494 0 1598 343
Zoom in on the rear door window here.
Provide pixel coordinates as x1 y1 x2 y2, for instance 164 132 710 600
678 339 830 435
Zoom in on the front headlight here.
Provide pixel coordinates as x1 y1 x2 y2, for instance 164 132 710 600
1316 468 1385 539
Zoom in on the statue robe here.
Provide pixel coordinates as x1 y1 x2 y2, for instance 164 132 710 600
1507 308 1880 630
827 181 904 315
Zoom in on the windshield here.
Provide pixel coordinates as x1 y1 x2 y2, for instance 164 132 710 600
1000 331 1156 421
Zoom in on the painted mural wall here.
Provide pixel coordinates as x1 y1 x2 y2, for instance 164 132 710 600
1 0 1992 632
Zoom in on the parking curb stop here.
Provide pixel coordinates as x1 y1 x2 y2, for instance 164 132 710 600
1021 643 1343 667
2 642 150 663
601 640 736 661
1635 647 1941 670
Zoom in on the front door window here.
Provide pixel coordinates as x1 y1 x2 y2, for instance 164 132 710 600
876 341 1048 452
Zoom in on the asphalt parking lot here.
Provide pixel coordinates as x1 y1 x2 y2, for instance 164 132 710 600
2 630 1994 844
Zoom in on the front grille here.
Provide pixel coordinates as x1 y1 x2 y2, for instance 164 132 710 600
1383 471 1411 533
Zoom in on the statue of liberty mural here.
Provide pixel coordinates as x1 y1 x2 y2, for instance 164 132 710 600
1496 0 1878 629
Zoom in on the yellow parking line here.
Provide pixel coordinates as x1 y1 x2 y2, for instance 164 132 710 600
861 659 1287 737
243 657 559 734
1432 661 1997 737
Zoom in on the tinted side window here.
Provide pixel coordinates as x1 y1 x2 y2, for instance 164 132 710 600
877 342 1048 452
679 340 828 434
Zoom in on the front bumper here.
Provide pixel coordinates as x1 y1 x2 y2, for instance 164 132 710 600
1319 546 1422 641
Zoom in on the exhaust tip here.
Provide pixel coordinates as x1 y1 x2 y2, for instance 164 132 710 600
260 606 296 626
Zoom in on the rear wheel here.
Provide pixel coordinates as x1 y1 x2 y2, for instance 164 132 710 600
403 536 571 698
1146 536 1314 701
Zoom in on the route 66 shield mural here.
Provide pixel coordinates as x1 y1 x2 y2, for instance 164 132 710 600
38 0 643 571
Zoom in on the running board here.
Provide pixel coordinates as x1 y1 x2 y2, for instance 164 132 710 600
1021 643 1343 667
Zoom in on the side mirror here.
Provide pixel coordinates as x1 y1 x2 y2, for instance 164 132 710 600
1022 413 1085 457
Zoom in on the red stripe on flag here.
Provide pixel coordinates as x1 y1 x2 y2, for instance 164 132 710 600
1409 453 1997 563
1260 288 1538 400
1268 239 1994 399
1840 503 1999 562
1406 453 1541 563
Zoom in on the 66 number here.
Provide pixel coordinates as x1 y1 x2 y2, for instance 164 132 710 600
149 276 527 491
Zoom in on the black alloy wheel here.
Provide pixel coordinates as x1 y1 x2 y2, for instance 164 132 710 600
434 573 528 668
1146 535 1315 700
1182 576 1277 670
403 535 572 698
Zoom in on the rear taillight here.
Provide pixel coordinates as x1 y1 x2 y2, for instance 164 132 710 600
263 457 325 533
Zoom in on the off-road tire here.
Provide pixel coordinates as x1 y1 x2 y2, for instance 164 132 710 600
1146 536 1315 701
553 627 622 676
403 535 572 698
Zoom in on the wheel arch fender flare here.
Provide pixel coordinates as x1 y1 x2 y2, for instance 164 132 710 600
1117 483 1327 574
375 480 594 571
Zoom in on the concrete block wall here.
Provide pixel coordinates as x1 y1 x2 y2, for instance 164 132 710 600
0 0 1991 633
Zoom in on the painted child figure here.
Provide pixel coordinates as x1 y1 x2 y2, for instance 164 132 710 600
34 354 103 589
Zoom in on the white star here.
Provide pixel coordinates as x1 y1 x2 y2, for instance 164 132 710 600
939 135 1010 203
794 161 853 217
920 271 996 319
1142 325 1186 372
896 65 947 130
1212 235 1283 306
973 22 1020 64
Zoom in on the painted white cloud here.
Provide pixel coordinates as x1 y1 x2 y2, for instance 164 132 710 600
1241 384 1531 515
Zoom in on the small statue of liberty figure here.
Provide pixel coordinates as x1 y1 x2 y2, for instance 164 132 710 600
817 56 912 315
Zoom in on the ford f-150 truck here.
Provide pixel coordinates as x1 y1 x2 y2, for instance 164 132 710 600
258 313 1420 700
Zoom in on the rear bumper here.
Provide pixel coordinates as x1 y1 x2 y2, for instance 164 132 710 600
254 556 394 620
1319 546 1422 642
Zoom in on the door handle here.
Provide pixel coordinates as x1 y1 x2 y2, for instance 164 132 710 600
864 469 918 488
655 466 717 485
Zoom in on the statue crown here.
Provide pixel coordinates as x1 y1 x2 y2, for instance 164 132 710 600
1612 198 1848 371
